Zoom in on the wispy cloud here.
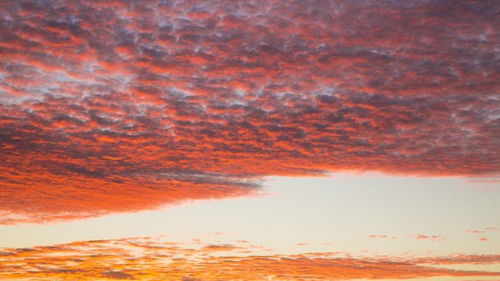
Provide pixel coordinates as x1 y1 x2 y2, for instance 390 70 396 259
467 227 498 234
415 235 446 241
1 237 499 280
368 235 397 239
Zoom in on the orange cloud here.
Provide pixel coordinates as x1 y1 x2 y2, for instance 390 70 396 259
1 237 499 281
201 244 240 252
0 0 499 223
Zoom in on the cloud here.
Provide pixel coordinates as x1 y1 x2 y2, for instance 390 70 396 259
0 0 499 223
415 235 446 241
468 230 487 234
201 244 239 252
466 227 498 234
102 271 135 280
368 235 397 239
414 254 500 265
0 237 499 281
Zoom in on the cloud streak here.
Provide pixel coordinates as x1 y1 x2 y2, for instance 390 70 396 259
1 237 499 281
0 0 499 223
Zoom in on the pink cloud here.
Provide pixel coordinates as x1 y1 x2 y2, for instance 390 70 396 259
415 235 445 241
368 235 397 240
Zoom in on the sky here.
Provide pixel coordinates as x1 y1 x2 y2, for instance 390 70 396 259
0 0 499 280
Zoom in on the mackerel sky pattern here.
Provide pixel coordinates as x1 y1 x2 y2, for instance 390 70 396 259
0 0 499 223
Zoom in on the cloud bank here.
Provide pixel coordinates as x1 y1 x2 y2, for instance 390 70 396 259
0 0 499 223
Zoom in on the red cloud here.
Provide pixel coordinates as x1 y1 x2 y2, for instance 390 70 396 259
0 0 499 223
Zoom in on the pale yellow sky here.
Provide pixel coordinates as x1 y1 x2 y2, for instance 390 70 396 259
1 172 498 258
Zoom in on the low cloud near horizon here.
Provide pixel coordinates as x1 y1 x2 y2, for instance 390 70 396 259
1 237 499 281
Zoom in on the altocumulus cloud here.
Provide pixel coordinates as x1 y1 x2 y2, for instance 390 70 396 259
0 0 499 223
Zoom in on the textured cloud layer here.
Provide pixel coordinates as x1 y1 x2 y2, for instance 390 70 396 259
1 237 499 281
0 0 499 223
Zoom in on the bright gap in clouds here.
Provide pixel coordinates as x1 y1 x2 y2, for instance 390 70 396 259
1 172 498 257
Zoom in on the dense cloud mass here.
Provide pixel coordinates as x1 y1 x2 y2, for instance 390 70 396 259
0 0 499 223
1 237 499 280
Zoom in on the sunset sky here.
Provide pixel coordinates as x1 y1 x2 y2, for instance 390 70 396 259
0 0 499 280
